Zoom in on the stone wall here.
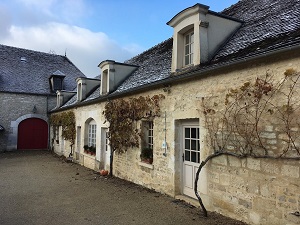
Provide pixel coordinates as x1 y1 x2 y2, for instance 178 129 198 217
52 50 300 225
111 51 300 225
0 92 56 151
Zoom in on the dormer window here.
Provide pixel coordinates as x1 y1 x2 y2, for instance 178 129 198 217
184 31 194 66
101 69 108 95
49 70 65 92
98 60 139 95
52 77 63 90
76 77 101 102
167 3 243 73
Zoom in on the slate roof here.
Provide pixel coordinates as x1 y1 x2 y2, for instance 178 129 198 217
0 45 85 95
115 38 172 93
57 0 300 110
213 0 300 61
115 0 300 93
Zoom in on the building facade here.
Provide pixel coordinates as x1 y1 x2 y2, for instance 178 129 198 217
51 1 300 224
0 45 85 151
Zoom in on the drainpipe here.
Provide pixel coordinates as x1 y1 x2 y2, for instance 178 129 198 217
47 94 51 151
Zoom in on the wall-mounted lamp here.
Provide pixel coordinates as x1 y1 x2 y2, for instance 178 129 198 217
32 105 37 113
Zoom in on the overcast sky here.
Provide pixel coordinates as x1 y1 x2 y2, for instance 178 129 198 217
0 0 239 77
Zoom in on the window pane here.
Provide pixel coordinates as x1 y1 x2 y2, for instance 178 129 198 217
185 45 190 54
191 128 197 138
185 139 190 149
191 151 197 163
197 152 200 163
185 128 190 138
191 140 196 150
191 33 194 42
185 56 189 65
185 35 190 44
185 150 190 161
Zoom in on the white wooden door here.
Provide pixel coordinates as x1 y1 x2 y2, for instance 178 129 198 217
101 128 110 170
75 126 81 160
182 125 200 198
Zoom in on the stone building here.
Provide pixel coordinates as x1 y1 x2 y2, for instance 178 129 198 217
51 0 300 224
0 45 85 151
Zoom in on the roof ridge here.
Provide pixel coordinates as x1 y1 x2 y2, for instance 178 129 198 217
0 44 65 58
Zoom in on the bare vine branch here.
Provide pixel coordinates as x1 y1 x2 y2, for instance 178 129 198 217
196 69 300 217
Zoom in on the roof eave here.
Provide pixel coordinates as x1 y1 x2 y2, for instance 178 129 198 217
51 43 300 114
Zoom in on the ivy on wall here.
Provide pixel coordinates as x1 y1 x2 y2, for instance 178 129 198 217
50 111 76 146
103 94 165 176
104 94 165 153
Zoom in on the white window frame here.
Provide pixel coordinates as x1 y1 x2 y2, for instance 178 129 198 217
184 31 194 66
147 121 154 149
88 120 97 147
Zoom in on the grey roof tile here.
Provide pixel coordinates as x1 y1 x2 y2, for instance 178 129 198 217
0 45 85 95
213 0 300 60
115 38 172 93
84 86 100 102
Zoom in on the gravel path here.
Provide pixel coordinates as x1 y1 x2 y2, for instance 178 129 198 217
0 150 247 225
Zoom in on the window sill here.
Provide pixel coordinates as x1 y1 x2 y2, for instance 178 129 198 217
138 161 154 170
83 153 96 158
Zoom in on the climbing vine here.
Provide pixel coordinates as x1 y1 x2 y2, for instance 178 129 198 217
195 69 300 217
103 94 165 175
50 111 76 146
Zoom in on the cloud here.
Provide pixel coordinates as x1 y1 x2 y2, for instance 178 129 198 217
0 0 146 77
0 5 12 38
0 22 141 77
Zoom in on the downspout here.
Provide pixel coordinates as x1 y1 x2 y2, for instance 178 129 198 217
47 94 51 151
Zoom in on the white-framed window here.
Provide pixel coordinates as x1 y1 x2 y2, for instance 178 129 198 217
141 121 154 164
147 121 154 149
184 31 194 66
184 126 200 163
88 120 97 147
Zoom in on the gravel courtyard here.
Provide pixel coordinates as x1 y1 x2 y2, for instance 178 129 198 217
0 150 246 225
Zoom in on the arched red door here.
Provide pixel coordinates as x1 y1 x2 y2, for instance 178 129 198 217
18 118 48 150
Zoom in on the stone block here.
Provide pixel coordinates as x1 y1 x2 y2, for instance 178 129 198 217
238 198 252 209
281 165 299 178
260 132 276 139
261 160 280 174
247 158 261 170
265 125 274 132
211 155 227 166
213 197 235 213
228 156 241 167
253 197 276 212
249 211 261 225
247 180 260 194
219 173 231 186
209 171 220 183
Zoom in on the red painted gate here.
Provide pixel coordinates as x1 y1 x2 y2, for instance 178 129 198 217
18 118 48 150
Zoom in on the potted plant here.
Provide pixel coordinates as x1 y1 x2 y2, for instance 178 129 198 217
89 146 96 156
140 147 153 164
83 145 89 154
99 169 108 176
